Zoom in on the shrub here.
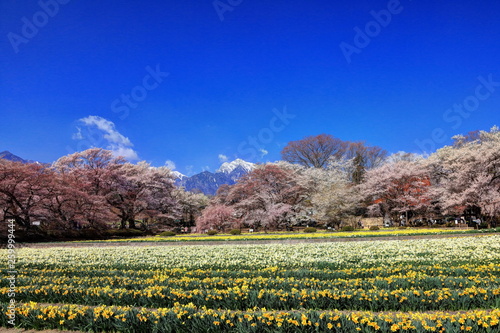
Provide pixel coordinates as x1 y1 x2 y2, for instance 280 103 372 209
46 229 74 239
106 229 144 237
159 231 176 237
398 226 407 229
303 227 317 233
207 230 218 235
341 226 355 232
47 229 104 240
369 226 380 231
229 229 241 235
77 229 106 240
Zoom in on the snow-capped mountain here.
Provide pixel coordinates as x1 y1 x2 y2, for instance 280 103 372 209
171 170 186 180
217 159 255 174
177 159 255 195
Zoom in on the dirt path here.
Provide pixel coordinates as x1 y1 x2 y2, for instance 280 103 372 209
20 232 493 248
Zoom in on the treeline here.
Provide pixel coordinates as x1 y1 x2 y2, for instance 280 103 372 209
0 149 208 239
197 128 500 232
1 127 499 239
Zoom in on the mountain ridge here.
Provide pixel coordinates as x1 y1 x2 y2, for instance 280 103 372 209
0 151 40 164
0 151 254 195
176 159 255 195
217 158 255 174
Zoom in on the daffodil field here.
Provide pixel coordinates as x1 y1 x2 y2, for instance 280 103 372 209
2 235 500 332
72 227 500 243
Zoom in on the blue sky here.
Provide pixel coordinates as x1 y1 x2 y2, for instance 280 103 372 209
1 0 499 175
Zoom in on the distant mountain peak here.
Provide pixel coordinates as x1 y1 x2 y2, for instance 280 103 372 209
0 151 47 165
176 159 255 195
0 151 33 164
171 170 186 180
217 159 255 174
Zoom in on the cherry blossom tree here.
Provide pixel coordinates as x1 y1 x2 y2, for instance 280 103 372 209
196 204 235 232
221 164 308 230
107 162 178 229
387 151 424 163
0 160 51 229
276 159 361 229
51 148 126 229
212 184 232 205
52 148 125 196
53 148 179 230
41 171 113 231
428 126 500 226
307 160 361 228
172 188 209 232
359 160 432 224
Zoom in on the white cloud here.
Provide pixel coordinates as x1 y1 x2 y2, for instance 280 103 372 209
387 151 425 163
165 160 176 170
112 146 139 161
218 154 228 163
202 165 210 171
80 116 132 146
72 127 83 140
259 148 269 158
74 115 139 160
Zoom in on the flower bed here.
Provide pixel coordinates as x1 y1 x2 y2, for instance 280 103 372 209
69 227 499 244
2 235 500 331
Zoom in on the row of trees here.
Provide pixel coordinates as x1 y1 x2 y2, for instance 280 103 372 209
362 128 500 226
2 127 498 236
0 149 208 236
281 134 387 183
196 160 361 232
197 127 500 231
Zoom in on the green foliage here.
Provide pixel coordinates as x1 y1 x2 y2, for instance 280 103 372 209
303 227 317 233
341 226 355 232
159 231 176 237
207 230 218 235
106 229 144 237
369 226 380 231
45 229 104 240
229 229 241 235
